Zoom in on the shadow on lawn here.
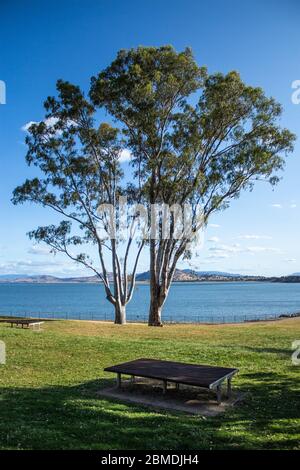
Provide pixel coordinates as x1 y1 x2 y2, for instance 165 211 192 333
242 346 293 358
0 373 299 450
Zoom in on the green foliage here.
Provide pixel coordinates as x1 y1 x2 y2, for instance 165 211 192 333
12 80 125 245
90 46 296 324
90 47 295 213
12 79 145 317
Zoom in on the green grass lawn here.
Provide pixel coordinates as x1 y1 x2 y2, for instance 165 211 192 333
0 318 299 450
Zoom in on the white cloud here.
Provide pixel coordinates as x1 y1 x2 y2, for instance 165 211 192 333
208 223 220 228
270 203 297 210
21 121 38 132
209 244 242 254
208 242 283 258
246 246 282 254
236 234 272 240
207 253 230 259
0 258 87 276
119 149 131 162
284 258 296 263
21 117 60 132
207 236 220 243
28 245 51 255
21 117 78 136
44 116 60 128
12 260 59 268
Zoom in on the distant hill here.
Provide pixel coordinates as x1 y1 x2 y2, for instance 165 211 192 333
0 274 30 279
135 271 150 281
137 269 200 281
0 275 100 284
1 270 300 283
272 275 300 283
182 269 243 278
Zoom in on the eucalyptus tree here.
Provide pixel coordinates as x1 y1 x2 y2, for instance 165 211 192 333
90 45 295 326
13 81 144 324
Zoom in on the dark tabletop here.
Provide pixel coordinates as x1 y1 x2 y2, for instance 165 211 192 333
104 358 238 389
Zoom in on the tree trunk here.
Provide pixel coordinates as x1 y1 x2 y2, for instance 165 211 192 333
114 302 126 325
148 301 163 326
148 238 164 326
148 282 164 326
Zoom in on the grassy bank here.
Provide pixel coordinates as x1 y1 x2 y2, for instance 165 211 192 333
0 318 299 450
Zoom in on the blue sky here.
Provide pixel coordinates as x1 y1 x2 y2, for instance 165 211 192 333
0 0 300 277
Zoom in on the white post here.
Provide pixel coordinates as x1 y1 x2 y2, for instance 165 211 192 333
0 341 6 365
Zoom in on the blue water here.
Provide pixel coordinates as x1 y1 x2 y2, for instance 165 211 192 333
0 282 300 323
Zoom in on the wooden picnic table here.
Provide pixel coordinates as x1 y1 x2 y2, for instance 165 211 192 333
0 319 44 330
104 358 238 404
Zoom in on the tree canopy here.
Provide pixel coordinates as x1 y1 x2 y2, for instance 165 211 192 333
13 80 144 324
90 46 296 325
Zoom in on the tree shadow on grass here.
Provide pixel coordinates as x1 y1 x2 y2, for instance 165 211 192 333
0 373 299 450
218 344 293 359
242 346 293 358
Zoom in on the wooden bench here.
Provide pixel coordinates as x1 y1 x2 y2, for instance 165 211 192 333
104 358 239 404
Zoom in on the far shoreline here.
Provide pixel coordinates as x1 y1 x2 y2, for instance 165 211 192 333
1 311 300 326
1 278 300 285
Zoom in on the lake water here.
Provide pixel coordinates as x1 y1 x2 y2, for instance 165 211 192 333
0 282 300 323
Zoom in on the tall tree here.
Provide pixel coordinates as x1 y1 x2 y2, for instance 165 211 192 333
90 46 295 326
12 81 144 324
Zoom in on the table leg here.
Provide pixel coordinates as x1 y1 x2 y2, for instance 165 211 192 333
175 382 180 391
116 373 121 389
216 384 222 405
162 380 167 395
227 377 232 399
130 375 135 385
